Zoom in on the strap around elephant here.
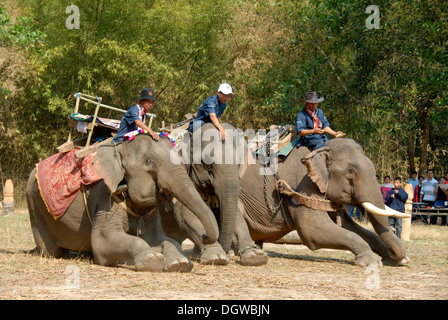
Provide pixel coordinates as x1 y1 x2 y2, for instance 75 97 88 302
111 193 157 218
276 179 341 212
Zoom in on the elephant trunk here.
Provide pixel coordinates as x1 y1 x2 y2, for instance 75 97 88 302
159 167 219 245
216 177 240 253
362 201 407 261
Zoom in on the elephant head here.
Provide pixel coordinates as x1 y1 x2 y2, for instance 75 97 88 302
93 134 219 244
300 138 409 262
185 122 247 253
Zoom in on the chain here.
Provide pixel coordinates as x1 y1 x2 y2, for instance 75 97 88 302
262 134 284 214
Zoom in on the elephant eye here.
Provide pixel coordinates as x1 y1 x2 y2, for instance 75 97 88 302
145 158 153 166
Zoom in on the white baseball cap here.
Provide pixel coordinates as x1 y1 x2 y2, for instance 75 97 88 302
218 83 233 95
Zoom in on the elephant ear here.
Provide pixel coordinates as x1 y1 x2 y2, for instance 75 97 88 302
301 147 331 194
92 144 125 193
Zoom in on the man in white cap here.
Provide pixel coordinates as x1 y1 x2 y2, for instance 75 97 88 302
296 91 344 150
188 83 233 140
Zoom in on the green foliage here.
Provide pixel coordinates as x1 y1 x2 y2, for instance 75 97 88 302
0 6 46 49
1 0 447 204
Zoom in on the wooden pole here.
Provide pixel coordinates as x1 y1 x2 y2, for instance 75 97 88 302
402 183 414 241
85 97 102 147
2 179 14 215
67 93 81 143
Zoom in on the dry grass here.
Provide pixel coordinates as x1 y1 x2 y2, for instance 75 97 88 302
1 209 447 300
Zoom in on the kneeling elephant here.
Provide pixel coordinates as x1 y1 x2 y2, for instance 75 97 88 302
26 134 219 272
238 138 411 267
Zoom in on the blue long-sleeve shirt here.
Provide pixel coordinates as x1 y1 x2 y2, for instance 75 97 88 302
385 188 408 213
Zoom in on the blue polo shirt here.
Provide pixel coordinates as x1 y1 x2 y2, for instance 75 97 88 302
296 107 330 150
188 95 227 133
113 104 147 143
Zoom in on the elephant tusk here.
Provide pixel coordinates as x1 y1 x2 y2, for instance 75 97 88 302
361 202 411 219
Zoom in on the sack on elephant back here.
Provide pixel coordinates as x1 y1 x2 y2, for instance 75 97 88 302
35 150 102 219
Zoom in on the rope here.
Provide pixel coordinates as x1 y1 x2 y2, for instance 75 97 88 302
81 185 93 225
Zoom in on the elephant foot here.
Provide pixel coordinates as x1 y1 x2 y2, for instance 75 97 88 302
239 245 268 266
382 255 411 266
164 257 193 273
196 243 229 265
135 252 166 272
354 251 383 268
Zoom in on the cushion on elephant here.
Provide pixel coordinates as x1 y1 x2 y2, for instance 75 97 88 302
36 150 102 219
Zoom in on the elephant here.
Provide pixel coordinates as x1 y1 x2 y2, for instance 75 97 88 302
26 134 219 272
237 137 411 267
161 122 268 266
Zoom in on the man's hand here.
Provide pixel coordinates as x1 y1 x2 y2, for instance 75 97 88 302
219 128 228 141
149 130 159 140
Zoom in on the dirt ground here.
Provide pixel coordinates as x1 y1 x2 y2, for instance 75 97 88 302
1 209 447 301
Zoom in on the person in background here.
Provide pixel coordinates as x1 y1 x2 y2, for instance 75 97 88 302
420 169 438 224
434 177 448 225
420 169 438 207
380 176 394 203
385 177 408 239
348 205 361 221
407 170 419 193
413 176 424 203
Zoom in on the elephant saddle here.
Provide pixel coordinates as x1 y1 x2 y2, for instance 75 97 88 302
35 150 102 219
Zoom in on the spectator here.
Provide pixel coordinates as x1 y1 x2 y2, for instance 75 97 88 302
434 177 448 225
348 205 361 221
407 170 419 192
413 176 424 203
419 169 438 207
385 177 408 239
380 176 394 203
420 169 438 224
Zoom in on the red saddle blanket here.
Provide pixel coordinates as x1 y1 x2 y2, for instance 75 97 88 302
36 150 102 219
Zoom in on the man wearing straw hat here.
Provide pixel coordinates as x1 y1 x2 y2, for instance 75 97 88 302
295 91 344 150
112 88 160 143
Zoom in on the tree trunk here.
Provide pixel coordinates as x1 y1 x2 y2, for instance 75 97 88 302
419 101 431 174
401 107 415 173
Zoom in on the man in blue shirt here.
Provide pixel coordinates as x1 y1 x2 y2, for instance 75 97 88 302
406 170 419 191
112 88 159 143
188 83 233 140
296 92 344 150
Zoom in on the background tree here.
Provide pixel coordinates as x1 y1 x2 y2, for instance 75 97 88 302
0 0 447 204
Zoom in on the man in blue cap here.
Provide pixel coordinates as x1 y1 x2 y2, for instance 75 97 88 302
112 88 159 143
